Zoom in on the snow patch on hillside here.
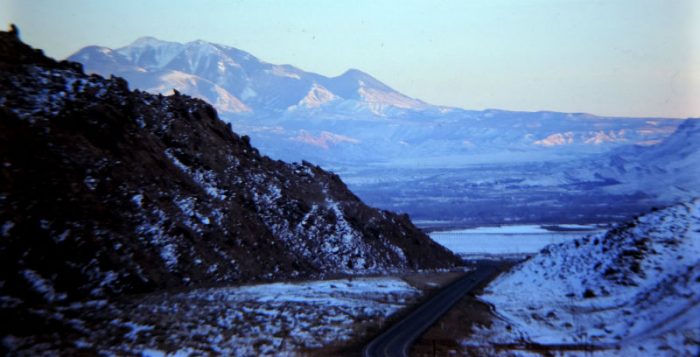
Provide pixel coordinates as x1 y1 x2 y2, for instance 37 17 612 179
292 83 338 109
534 130 629 147
267 65 302 79
151 71 250 113
291 130 360 149
584 129 627 145
534 132 574 147
358 85 426 115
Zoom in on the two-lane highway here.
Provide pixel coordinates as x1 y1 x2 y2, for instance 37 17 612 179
363 261 505 357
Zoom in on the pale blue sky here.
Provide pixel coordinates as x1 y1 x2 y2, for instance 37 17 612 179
1 0 698 118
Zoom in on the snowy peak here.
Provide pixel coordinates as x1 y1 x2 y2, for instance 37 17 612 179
116 37 263 73
128 36 158 45
70 45 134 73
72 45 115 61
117 37 184 70
70 39 253 114
149 40 244 76
128 36 176 48
334 68 393 93
323 68 428 113
69 36 438 115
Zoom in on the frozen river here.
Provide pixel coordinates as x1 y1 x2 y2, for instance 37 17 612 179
429 224 601 256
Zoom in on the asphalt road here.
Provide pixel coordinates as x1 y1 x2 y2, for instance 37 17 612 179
362 261 504 357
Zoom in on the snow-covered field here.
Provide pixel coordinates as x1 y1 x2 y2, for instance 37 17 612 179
430 225 599 256
5 277 422 355
472 200 700 355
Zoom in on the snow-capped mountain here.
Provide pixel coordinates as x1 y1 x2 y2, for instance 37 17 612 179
69 36 692 226
69 37 429 116
69 37 683 164
477 200 700 355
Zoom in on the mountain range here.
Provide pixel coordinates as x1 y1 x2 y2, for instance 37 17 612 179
69 37 681 163
69 36 430 117
70 37 698 225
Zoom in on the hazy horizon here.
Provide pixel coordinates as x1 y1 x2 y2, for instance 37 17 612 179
1 0 698 118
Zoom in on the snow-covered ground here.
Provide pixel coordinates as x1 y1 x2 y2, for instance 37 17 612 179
5 277 422 355
430 225 598 256
472 200 700 355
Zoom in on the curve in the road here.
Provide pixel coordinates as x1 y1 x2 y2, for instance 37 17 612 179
362 261 503 357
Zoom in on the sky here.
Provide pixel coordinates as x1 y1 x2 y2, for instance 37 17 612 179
1 0 698 118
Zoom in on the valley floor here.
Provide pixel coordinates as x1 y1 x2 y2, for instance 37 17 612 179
2 271 468 356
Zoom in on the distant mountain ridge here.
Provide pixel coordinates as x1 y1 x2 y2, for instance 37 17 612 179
69 37 431 116
69 37 683 167
69 36 694 225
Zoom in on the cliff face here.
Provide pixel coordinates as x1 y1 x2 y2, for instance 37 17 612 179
0 29 461 306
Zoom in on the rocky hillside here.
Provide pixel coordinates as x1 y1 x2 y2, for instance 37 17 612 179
477 200 700 355
0 28 461 313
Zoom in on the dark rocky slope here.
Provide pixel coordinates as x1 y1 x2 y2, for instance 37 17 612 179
0 28 461 314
